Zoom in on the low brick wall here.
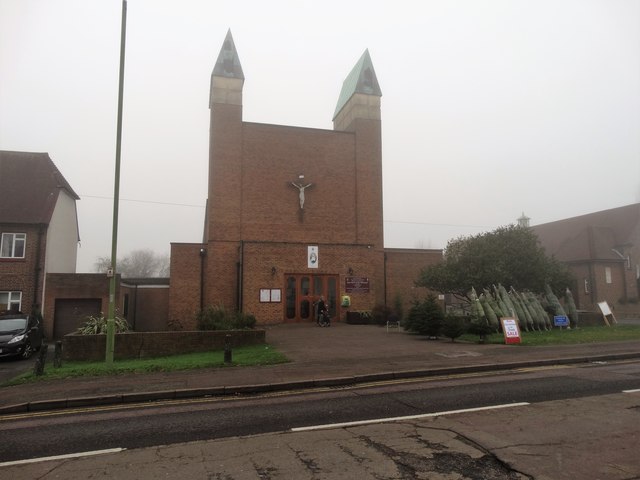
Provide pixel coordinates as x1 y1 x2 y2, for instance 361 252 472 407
62 330 266 361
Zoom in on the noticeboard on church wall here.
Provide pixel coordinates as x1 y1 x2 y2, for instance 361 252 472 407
260 289 282 303
345 276 370 293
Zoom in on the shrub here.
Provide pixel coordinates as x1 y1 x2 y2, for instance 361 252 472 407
442 315 467 342
346 311 373 324
372 304 393 325
467 315 494 343
196 304 256 331
404 295 444 338
76 312 130 335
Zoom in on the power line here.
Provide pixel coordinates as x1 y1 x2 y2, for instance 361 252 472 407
80 194 205 209
81 196 490 228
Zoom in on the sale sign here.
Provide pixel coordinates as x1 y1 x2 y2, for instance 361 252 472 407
501 317 521 344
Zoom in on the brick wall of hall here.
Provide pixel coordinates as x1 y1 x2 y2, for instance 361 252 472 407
168 243 205 330
384 249 443 318
241 242 384 324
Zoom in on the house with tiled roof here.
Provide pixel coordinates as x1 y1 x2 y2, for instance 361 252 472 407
0 151 80 318
532 203 640 315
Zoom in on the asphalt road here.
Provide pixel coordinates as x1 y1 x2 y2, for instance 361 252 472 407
1 359 639 464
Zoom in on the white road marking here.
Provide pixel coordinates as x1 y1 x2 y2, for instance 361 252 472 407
0 448 125 467
623 389 640 393
291 402 530 432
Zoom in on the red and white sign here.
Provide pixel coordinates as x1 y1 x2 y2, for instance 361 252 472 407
500 317 521 344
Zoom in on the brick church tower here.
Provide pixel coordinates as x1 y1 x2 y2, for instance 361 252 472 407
170 30 417 326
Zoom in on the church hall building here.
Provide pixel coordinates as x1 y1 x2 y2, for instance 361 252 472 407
168 31 441 328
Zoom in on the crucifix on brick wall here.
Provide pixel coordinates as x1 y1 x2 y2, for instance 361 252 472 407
290 174 313 222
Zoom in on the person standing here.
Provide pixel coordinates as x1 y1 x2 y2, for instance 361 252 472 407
316 295 326 325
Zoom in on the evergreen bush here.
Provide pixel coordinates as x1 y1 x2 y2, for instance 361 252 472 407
442 315 467 342
467 315 494 343
404 294 444 338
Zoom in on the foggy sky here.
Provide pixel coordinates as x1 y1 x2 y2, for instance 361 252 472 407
1 0 639 272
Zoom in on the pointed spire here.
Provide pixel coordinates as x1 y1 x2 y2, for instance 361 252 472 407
333 49 382 120
212 29 244 80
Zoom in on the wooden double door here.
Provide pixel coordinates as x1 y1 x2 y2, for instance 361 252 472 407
284 274 339 322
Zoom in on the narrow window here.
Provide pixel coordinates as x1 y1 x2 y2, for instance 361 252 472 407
605 267 612 284
286 277 296 319
327 277 337 317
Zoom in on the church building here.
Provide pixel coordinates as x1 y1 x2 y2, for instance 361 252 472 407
168 31 441 328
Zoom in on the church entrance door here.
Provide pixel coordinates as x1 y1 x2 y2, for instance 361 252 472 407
284 274 339 323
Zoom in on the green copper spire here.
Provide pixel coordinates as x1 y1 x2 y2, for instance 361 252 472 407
212 29 244 79
333 49 382 120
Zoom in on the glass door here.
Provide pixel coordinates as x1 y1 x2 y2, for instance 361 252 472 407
284 274 338 322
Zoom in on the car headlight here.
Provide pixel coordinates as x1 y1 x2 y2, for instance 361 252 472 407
8 334 25 344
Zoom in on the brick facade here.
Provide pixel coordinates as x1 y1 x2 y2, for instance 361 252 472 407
169 243 205 330
0 223 47 315
120 280 169 332
167 37 442 327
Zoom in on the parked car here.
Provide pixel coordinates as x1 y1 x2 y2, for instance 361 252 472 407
0 313 44 360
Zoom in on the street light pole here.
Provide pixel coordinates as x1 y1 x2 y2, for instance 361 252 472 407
107 0 127 363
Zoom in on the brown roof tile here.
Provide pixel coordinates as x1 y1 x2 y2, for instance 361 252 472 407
532 203 640 261
0 151 79 225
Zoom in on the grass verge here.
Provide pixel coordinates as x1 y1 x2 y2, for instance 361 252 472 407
3 343 289 386
459 324 640 346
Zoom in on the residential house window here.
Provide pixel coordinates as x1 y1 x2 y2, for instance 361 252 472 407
584 278 590 294
0 291 22 312
1 233 26 258
605 267 612 284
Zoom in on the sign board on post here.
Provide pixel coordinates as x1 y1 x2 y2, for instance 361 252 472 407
500 317 521 344
554 315 569 328
597 301 617 326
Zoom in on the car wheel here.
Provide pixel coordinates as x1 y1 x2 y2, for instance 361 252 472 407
21 342 34 360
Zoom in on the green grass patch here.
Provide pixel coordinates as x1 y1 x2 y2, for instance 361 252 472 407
459 325 640 346
3 344 289 386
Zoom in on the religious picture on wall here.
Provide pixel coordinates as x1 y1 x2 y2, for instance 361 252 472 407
308 246 319 269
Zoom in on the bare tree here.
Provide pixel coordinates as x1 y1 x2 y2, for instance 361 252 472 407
94 249 170 278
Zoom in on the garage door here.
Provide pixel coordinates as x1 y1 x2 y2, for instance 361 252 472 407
53 298 102 339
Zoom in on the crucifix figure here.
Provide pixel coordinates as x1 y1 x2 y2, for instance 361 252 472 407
291 181 312 209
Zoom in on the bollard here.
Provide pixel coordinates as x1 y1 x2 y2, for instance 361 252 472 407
224 334 232 364
54 341 63 368
33 342 48 376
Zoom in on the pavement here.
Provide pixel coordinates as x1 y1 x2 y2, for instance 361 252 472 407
2 321 640 415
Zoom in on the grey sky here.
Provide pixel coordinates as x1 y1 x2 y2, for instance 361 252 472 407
1 0 639 273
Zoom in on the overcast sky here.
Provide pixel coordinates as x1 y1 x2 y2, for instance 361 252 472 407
1 0 639 273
